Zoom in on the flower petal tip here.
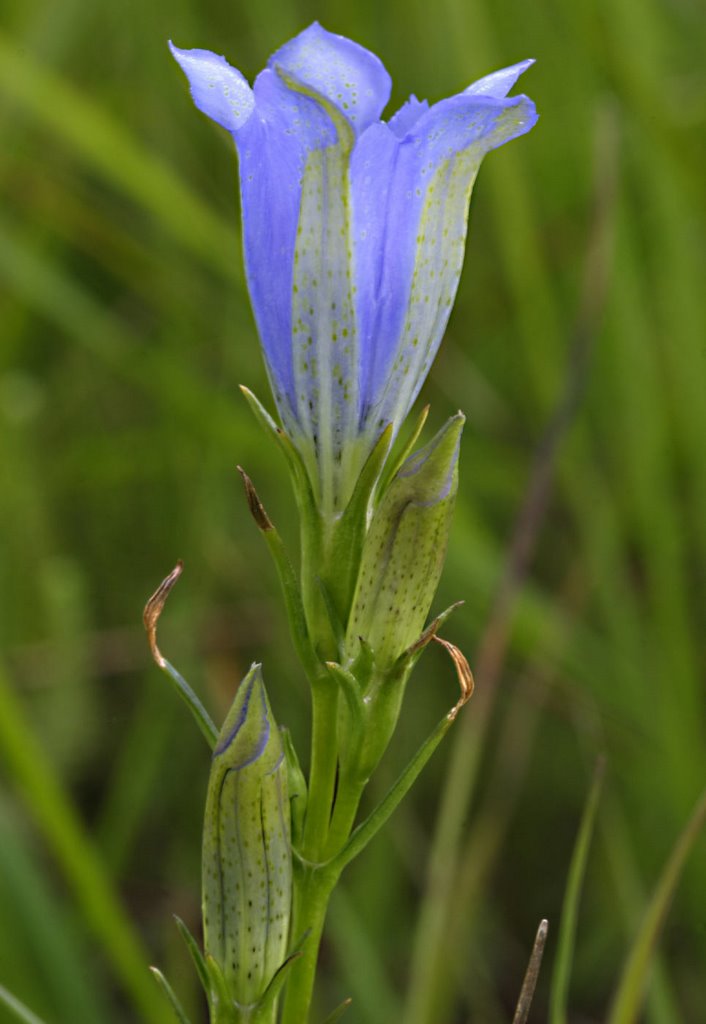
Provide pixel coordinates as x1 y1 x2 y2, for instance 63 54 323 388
268 21 392 132
465 58 536 100
169 40 254 132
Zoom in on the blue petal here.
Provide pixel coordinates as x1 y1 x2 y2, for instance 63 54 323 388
170 43 337 436
172 33 538 515
280 75 361 513
236 69 336 437
387 94 429 138
352 84 537 436
351 123 415 431
169 43 255 131
464 59 535 99
270 22 391 135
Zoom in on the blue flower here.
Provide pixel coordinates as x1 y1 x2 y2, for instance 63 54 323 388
171 23 537 516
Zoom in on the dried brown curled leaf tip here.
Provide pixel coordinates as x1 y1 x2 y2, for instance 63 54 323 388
143 561 183 668
433 635 475 720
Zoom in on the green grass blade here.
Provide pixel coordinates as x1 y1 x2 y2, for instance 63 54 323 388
0 806 109 1023
607 784 706 1024
549 759 605 1024
0 664 165 1024
328 887 401 1023
0 28 237 276
94 677 179 877
320 998 353 1024
0 985 47 1024
600 798 683 1024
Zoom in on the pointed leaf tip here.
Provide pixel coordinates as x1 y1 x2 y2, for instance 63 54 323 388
238 465 274 531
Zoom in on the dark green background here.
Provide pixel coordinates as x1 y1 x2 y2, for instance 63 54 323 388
1 0 705 1021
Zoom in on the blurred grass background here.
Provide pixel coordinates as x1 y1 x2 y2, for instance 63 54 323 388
1 0 705 1021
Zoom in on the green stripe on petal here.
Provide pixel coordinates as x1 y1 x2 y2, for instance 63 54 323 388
279 68 361 517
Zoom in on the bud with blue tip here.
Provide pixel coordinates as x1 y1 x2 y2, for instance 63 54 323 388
202 664 292 1020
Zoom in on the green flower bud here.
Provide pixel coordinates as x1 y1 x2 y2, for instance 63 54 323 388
202 664 291 1011
345 413 464 670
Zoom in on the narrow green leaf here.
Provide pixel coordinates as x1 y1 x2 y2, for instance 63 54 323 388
205 954 232 1012
0 28 237 275
237 466 319 679
607 783 706 1024
150 967 194 1024
240 391 325 656
324 662 366 784
0 984 48 1024
143 562 218 749
324 662 364 726
329 424 394 620
315 577 346 650
157 657 218 749
342 423 394 522
281 727 308 846
253 951 304 1021
376 403 430 500
549 759 605 1024
330 713 455 874
174 916 210 998
239 385 317 519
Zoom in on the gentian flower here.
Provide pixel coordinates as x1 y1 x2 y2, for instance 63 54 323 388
171 24 537 517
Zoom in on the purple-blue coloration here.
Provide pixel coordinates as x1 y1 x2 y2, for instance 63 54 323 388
214 664 270 767
170 24 537 514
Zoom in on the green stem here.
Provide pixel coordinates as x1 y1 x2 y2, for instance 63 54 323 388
283 711 457 1022
280 865 338 1024
301 678 339 860
324 774 366 860
330 713 454 875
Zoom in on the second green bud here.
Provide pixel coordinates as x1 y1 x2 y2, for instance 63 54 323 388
345 412 464 671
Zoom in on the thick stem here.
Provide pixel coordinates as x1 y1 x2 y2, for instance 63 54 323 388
280 864 338 1024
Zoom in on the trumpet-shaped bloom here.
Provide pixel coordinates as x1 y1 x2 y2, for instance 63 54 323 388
171 24 537 515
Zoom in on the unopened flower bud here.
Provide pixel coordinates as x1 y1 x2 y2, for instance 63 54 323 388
202 664 291 1009
345 413 464 669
